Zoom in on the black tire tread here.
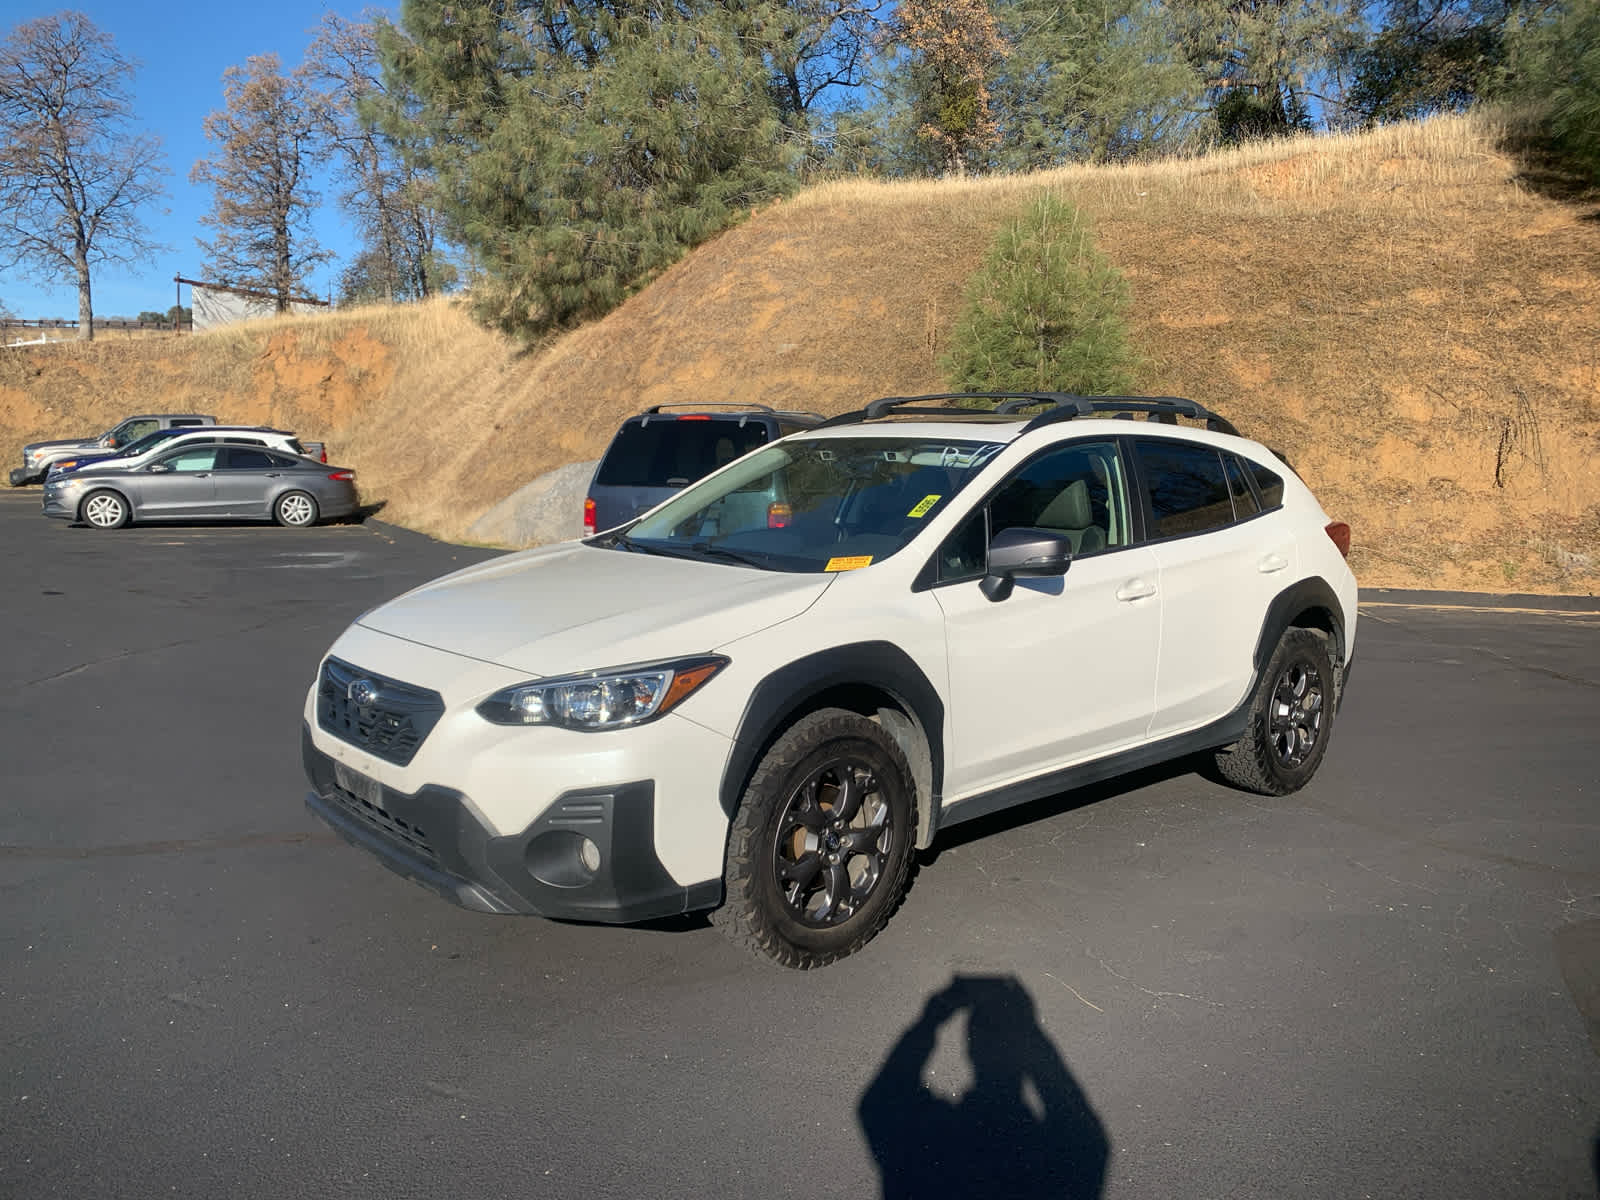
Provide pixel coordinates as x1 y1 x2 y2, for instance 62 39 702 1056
714 708 918 969
1214 627 1334 796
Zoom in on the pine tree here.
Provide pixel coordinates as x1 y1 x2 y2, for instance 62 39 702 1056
988 0 1207 167
373 0 796 337
191 55 329 311
942 192 1138 394
890 0 1010 175
1171 0 1364 140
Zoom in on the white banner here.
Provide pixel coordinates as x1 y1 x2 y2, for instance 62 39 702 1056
191 284 325 331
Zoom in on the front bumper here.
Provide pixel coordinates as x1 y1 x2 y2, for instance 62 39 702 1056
11 466 41 487
302 724 721 923
41 488 78 521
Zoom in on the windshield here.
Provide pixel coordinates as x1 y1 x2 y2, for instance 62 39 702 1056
621 436 1003 572
118 428 185 458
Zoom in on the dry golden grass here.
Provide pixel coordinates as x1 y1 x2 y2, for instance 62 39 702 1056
2 112 1596 592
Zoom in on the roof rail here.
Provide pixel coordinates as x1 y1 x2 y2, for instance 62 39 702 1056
817 392 1240 437
642 402 778 414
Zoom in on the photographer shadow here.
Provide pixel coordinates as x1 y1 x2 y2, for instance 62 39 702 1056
858 974 1108 1200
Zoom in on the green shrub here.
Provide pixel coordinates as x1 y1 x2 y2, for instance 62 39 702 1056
942 192 1138 394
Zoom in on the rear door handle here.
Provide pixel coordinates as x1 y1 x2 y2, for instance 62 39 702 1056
1116 579 1157 602
1258 553 1289 574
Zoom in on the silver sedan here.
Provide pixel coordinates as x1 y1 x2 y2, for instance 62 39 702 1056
42 444 359 530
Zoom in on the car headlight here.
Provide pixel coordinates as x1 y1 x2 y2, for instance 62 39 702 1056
477 654 729 730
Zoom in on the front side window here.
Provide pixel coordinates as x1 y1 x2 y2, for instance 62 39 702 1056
622 436 1002 572
157 448 218 473
109 419 158 446
1136 441 1235 539
936 440 1129 582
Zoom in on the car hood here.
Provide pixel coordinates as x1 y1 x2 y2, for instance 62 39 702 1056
356 541 833 676
24 436 99 455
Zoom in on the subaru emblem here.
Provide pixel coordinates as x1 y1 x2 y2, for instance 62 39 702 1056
348 678 379 707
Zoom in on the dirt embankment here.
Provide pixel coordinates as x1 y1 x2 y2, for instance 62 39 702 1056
2 113 1596 593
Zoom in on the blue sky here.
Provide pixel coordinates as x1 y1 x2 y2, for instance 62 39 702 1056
0 1 381 321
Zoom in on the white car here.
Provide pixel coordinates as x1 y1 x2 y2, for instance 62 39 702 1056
302 394 1357 968
46 426 311 479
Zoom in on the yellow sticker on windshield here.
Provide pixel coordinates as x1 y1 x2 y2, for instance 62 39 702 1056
907 494 942 518
825 555 874 572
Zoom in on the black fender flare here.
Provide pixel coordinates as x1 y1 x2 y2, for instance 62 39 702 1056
718 641 945 837
1252 576 1348 690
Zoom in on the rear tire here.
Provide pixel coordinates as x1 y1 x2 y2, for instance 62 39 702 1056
81 490 129 530
714 709 917 969
1215 627 1335 796
274 490 319 527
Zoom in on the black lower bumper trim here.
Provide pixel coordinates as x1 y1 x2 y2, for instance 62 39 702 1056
302 724 721 923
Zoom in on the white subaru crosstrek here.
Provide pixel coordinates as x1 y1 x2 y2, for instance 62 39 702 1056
302 394 1357 968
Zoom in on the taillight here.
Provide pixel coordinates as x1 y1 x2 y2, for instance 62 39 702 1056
767 502 792 529
1325 521 1351 558
677 414 710 421
328 471 355 481
583 497 597 535
320 448 328 464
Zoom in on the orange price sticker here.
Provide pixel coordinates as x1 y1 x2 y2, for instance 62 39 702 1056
824 555 874 572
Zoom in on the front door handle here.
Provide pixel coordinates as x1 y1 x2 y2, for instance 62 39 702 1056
1258 553 1289 574
1116 578 1157 602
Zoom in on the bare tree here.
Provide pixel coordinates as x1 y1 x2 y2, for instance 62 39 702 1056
303 13 451 303
0 12 167 340
191 54 329 312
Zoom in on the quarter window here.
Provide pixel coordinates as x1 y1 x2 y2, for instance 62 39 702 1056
1250 460 1285 509
1136 441 1234 538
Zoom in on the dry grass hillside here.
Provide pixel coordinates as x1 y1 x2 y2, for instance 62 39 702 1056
2 113 1596 592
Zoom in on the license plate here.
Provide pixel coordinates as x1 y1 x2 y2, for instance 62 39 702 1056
334 761 385 809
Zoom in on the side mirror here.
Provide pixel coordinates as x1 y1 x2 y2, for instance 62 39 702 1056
147 462 172 474
980 527 1073 602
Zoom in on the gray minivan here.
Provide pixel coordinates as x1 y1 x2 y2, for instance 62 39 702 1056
584 404 823 535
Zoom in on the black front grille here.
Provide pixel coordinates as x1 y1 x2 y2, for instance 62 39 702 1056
317 656 444 767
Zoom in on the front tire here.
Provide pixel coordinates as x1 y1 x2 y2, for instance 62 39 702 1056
715 708 917 969
274 490 319 527
81 489 129 530
1215 627 1335 795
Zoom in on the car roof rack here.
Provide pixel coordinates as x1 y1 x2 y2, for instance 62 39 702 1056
816 392 1239 437
637 402 825 427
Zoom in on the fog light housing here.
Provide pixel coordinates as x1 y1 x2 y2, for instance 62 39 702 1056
525 830 602 888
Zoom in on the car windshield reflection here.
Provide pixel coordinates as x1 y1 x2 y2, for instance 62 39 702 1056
621 437 1004 573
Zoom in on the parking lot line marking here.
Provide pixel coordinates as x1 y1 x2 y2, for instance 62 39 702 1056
1361 601 1600 619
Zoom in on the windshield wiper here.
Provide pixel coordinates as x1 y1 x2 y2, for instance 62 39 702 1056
689 541 770 569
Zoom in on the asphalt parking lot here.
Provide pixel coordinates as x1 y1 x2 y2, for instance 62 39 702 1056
2 488 1596 1199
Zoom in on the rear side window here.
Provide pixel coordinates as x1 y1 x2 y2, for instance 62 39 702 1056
595 419 770 488
171 418 206 428
222 448 277 470
1136 441 1234 539
1224 454 1260 518
287 438 306 455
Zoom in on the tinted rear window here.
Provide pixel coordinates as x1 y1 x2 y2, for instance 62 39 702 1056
595 419 771 488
